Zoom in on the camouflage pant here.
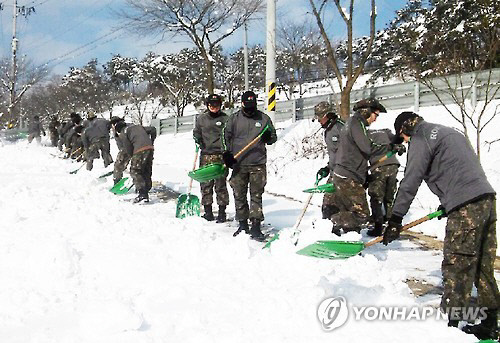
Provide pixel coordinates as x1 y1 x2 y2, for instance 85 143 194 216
330 175 370 231
368 164 399 224
113 150 131 183
86 137 113 170
440 195 499 315
322 174 340 219
49 130 59 147
130 149 154 193
229 164 266 221
27 133 41 144
199 153 229 207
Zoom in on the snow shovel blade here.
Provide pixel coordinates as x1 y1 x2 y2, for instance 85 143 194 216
109 177 133 195
175 193 200 218
302 183 335 193
296 240 365 259
188 163 226 183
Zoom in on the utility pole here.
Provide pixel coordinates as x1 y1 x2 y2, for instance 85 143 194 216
243 22 249 91
265 0 276 123
8 0 19 126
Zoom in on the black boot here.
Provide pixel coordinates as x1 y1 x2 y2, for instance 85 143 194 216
462 309 498 340
250 219 266 241
216 206 226 223
202 205 215 221
367 222 384 237
133 191 149 203
331 223 343 236
233 220 249 237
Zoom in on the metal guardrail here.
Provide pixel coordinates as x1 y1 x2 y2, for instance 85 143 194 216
0 128 29 142
152 68 500 135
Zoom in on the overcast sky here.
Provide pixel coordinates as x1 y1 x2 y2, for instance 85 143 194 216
0 0 406 76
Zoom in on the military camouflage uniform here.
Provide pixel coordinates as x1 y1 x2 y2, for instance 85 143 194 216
113 150 131 183
129 150 154 193
229 165 267 221
367 129 401 225
199 154 229 207
441 195 499 315
330 175 370 231
223 108 277 222
390 118 498 319
331 112 374 232
48 118 60 147
368 165 399 222
85 137 113 170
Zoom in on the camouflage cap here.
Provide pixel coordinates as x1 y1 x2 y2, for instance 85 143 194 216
353 98 387 113
314 101 334 119
394 111 422 135
87 111 97 119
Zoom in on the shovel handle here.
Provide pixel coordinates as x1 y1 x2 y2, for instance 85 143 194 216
187 148 200 193
234 125 269 159
364 210 444 248
369 151 395 172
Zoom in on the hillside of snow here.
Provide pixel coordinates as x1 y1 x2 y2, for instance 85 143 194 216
0 100 498 342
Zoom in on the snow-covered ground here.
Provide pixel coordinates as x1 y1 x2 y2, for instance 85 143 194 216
0 101 498 342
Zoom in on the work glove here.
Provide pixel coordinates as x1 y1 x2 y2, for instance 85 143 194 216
316 166 330 179
390 143 407 156
222 151 237 169
437 205 447 220
43 132 46 136
261 129 273 144
383 215 403 245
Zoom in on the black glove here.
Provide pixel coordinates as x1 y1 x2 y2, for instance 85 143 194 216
437 205 447 220
43 132 46 136
390 143 406 156
383 215 403 245
316 166 330 179
261 129 273 143
222 151 237 169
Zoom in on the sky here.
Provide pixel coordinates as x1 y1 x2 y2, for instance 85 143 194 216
0 0 407 76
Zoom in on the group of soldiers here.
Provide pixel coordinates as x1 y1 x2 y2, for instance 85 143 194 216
312 99 498 340
30 111 157 204
24 92 497 340
196 94 497 340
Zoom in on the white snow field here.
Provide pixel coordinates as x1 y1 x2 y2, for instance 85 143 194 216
0 102 498 342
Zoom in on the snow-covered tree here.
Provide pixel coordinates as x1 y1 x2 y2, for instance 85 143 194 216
119 0 264 93
371 0 500 159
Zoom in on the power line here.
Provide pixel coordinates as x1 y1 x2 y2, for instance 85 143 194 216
36 23 128 70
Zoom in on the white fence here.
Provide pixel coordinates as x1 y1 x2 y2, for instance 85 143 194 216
151 68 500 135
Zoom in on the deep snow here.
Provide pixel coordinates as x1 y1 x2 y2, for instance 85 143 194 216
0 101 498 342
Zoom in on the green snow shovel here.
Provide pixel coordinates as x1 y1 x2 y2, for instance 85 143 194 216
188 124 270 183
369 150 396 172
302 173 335 193
264 174 327 249
296 210 444 259
110 177 134 195
176 147 201 218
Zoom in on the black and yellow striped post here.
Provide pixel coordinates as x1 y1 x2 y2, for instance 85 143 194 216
267 81 276 118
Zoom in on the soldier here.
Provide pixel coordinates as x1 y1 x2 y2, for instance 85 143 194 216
27 115 46 144
110 116 131 185
330 98 387 235
193 94 230 223
313 101 345 220
383 112 498 340
222 91 277 240
48 115 60 147
365 129 405 237
113 121 156 203
58 112 81 153
81 112 113 171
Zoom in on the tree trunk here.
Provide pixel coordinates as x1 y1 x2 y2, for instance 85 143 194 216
339 90 351 121
205 56 215 94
